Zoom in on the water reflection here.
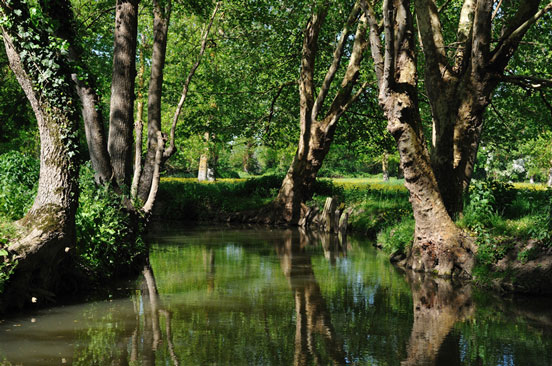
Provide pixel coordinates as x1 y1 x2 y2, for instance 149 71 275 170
401 272 474 366
1 227 552 365
275 229 346 365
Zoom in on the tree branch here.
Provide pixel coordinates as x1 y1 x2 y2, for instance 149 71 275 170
415 0 451 85
325 13 369 127
539 91 552 122
299 4 328 125
164 1 221 159
364 0 384 85
143 131 165 214
438 0 453 13
490 1 550 70
264 81 296 135
501 74 552 90
452 0 475 74
491 0 504 21
380 0 395 100
471 0 493 76
312 0 361 121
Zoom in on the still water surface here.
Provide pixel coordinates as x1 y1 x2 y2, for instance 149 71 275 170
1 225 552 365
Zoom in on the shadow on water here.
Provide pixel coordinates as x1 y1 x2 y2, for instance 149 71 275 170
1 225 552 365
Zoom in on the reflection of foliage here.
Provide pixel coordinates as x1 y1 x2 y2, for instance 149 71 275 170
73 309 127 366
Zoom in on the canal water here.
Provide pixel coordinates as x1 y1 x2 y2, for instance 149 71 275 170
0 225 551 365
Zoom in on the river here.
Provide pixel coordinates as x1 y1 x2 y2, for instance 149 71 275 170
0 225 551 365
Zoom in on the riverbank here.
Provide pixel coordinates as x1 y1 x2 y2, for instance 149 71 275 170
155 175 552 295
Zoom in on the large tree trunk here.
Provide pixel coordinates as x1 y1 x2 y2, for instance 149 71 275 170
108 0 139 187
137 0 171 202
1 1 80 309
366 0 475 277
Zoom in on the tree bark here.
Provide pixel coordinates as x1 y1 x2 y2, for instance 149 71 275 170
367 0 475 277
137 0 171 201
0 0 80 309
274 2 369 224
108 0 139 188
40 0 113 185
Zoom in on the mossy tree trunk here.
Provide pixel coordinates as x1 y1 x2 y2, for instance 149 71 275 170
1 0 81 309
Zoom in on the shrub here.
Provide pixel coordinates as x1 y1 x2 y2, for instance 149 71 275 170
0 152 39 220
75 164 145 279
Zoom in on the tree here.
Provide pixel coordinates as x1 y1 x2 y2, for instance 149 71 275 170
364 0 552 276
271 1 371 224
0 0 81 307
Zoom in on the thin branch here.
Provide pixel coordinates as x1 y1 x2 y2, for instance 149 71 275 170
312 0 361 121
164 1 221 159
264 81 296 135
491 0 504 21
438 0 453 13
341 81 370 115
83 6 116 31
501 74 552 90
491 1 552 67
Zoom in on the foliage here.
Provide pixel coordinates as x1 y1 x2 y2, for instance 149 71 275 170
75 165 145 279
0 151 39 220
376 218 415 255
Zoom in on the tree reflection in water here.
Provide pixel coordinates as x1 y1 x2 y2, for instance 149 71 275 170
275 229 347 366
401 271 474 366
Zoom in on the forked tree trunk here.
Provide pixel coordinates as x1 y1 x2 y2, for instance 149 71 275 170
1 1 80 308
367 0 474 277
274 1 369 224
108 0 139 188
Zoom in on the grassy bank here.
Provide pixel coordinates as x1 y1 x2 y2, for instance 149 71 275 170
156 176 552 286
156 175 414 253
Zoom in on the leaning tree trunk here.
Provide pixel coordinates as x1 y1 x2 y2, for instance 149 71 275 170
274 2 369 224
1 0 80 309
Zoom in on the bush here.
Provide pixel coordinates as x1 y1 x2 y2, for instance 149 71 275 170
75 164 145 279
0 152 39 220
